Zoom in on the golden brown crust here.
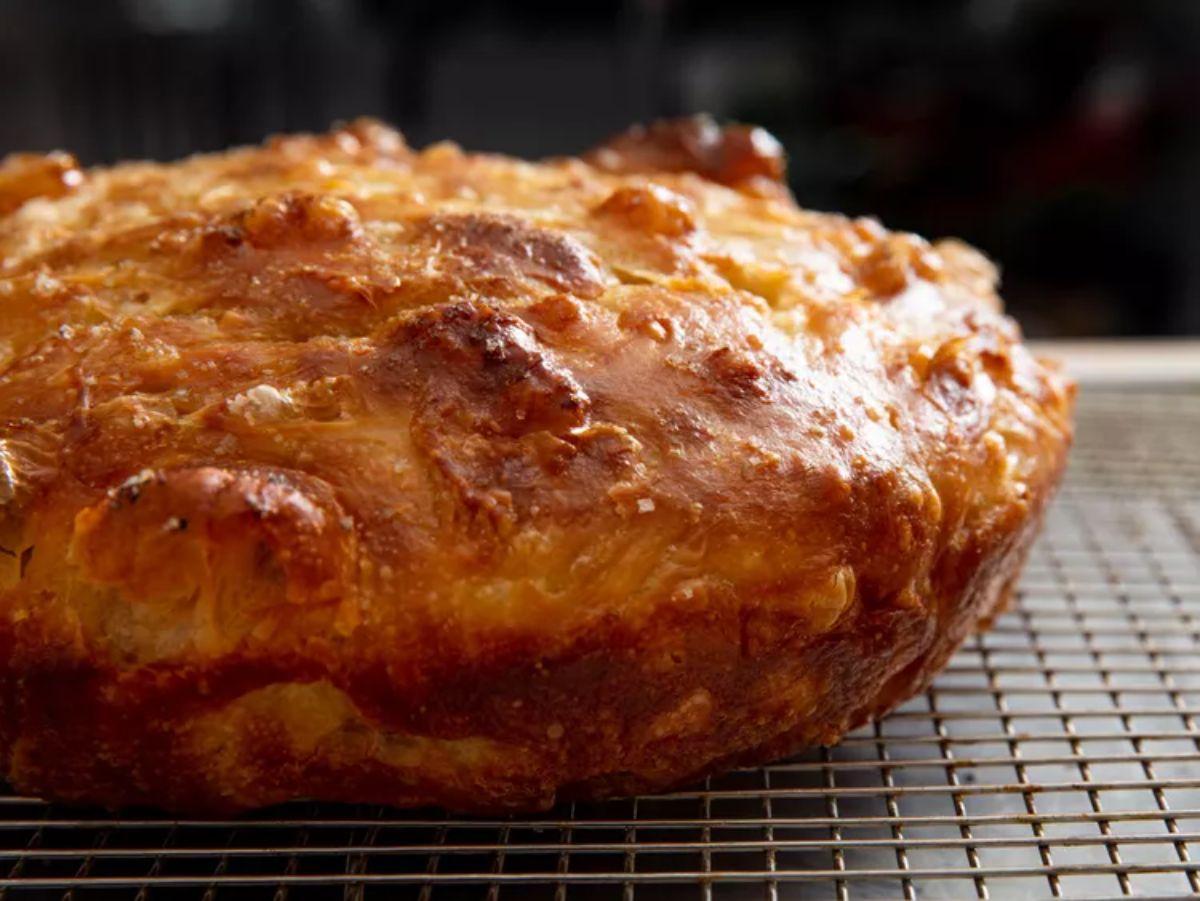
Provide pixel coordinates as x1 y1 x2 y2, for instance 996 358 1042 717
0 116 1073 812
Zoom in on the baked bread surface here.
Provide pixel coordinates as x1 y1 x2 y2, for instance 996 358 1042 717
0 118 1073 812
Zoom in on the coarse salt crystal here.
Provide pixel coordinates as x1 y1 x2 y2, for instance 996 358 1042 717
227 384 293 424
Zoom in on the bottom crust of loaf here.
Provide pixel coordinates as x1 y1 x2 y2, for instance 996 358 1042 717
1 531 1035 814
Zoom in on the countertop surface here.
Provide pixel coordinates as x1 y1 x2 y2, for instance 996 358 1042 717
1029 339 1200 385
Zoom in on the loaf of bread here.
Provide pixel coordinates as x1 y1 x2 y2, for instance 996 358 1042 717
0 117 1073 811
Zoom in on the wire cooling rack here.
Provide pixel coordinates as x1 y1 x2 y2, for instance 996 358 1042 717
2 387 1199 900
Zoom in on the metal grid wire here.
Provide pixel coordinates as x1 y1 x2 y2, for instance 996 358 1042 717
2 387 1200 900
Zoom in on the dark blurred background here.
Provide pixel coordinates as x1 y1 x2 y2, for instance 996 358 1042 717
1 0 1197 337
